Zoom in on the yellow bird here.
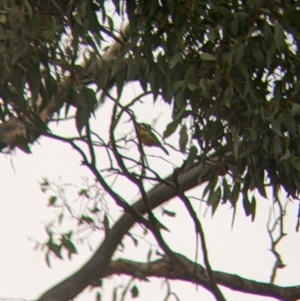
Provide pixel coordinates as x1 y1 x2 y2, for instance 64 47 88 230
137 123 169 155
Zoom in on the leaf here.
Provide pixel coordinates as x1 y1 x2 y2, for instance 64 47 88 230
147 248 152 262
113 287 117 301
223 85 232 108
111 55 124 77
230 17 239 36
255 168 267 199
40 178 49 193
179 124 188 153
115 71 125 100
174 92 186 109
251 44 264 66
162 208 176 217
58 212 64 225
164 107 187 138
82 87 97 111
24 0 33 19
251 195 256 222
11 44 29 66
270 119 283 137
263 22 273 45
221 178 230 204
45 252 51 268
169 53 182 68
96 292 101 301
111 0 120 14
188 83 198 91
127 232 138 247
208 187 221 216
239 142 257 158
183 64 196 79
207 28 216 42
207 187 221 205
48 196 57 206
200 53 217 61
238 63 250 96
48 242 63 259
131 285 139 298
75 106 90 134
272 136 282 157
234 43 245 62
79 215 94 225
103 214 110 236
155 219 170 232
31 114 49 134
78 189 88 196
290 156 300 172
184 145 198 170
231 182 240 206
242 192 252 216
107 16 114 31
283 112 296 135
291 103 300 116
259 8 270 14
62 239 78 259
15 135 31 154
274 22 285 51
248 128 257 142
164 120 179 138
73 12 83 25
173 80 185 92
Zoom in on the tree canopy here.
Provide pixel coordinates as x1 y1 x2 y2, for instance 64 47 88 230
1 0 300 301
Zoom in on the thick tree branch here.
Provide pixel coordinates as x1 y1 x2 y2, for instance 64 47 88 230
106 256 300 301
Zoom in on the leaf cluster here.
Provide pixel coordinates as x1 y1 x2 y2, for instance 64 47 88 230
123 0 300 217
0 0 105 134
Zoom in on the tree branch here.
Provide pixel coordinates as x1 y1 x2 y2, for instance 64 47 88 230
106 256 300 301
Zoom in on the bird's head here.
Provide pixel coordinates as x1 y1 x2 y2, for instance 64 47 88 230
137 123 152 131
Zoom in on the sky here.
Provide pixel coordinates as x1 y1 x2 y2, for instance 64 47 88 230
1 86 300 301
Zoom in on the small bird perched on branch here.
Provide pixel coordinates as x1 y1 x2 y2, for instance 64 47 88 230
137 123 169 155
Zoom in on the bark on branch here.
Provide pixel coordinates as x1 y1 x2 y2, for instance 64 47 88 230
107 256 300 301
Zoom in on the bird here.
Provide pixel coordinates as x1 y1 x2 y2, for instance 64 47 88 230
137 123 169 155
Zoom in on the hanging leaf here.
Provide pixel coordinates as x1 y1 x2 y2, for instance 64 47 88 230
131 285 139 298
200 53 217 61
179 124 188 153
